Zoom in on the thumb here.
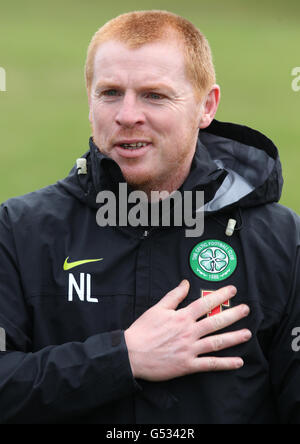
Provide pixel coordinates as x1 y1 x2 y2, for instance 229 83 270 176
159 280 190 309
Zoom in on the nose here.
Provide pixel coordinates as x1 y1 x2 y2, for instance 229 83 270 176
115 92 145 128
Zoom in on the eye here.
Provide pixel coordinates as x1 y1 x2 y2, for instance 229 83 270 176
145 92 164 100
95 88 122 99
102 89 120 97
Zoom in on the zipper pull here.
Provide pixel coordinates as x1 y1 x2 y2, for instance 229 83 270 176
141 228 152 239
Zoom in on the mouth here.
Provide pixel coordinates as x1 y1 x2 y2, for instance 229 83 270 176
114 141 152 158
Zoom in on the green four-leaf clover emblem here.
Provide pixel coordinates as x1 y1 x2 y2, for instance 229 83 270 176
190 240 237 282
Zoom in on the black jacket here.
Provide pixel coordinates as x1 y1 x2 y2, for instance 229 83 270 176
0 120 299 424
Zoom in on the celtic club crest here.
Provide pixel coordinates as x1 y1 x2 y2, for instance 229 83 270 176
190 240 237 282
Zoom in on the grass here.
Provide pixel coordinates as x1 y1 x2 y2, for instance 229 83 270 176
0 0 299 213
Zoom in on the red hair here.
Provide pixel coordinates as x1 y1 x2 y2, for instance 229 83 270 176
85 10 216 100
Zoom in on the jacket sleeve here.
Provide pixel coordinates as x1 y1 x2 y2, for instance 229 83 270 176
0 204 138 424
269 216 300 424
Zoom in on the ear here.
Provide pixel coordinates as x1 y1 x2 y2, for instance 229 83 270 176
199 85 221 129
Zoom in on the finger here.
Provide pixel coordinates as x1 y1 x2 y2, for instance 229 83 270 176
196 304 250 338
191 356 244 373
184 285 237 320
158 280 190 309
194 329 252 356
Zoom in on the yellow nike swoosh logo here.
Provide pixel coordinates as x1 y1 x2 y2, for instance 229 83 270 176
63 257 103 271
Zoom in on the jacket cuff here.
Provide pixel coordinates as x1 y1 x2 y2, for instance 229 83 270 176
109 330 142 394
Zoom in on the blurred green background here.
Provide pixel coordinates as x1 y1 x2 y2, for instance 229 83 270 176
0 0 299 213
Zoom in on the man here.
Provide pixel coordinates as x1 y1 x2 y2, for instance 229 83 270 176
0 10 299 424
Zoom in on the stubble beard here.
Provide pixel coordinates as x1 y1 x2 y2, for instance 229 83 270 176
122 138 198 199
93 128 199 199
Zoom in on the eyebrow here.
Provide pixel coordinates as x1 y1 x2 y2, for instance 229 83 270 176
94 80 175 94
94 81 119 90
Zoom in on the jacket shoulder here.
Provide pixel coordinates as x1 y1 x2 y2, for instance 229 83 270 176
1 183 73 224
245 202 300 240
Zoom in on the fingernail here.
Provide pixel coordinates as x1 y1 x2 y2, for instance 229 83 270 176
179 280 188 287
236 359 244 368
228 286 237 296
244 330 252 340
242 305 250 316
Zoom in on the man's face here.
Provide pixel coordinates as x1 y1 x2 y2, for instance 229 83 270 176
89 39 204 192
